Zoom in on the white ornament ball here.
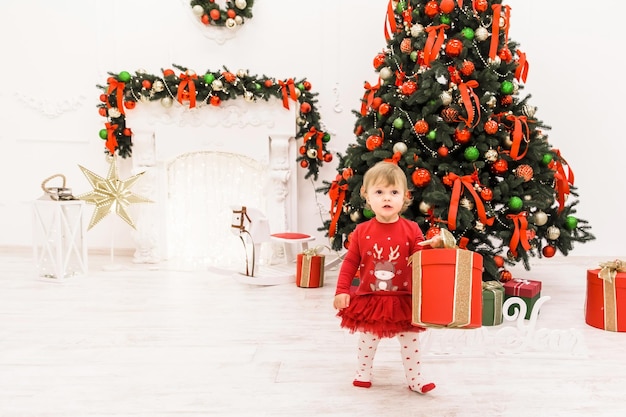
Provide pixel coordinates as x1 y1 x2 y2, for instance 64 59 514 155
161 96 173 108
475 27 490 41
225 18 237 29
546 225 561 241
152 80 164 92
108 108 121 118
211 80 224 91
192 5 204 16
532 211 548 226
306 148 318 159
440 91 453 106
484 149 498 162
235 0 247 9
410 24 424 37
418 201 431 214
488 56 502 67
393 142 408 154
379 67 394 80
234 15 243 25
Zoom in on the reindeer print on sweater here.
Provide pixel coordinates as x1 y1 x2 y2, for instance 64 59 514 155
369 243 401 292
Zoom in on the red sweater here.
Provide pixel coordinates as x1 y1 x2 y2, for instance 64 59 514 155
335 217 427 297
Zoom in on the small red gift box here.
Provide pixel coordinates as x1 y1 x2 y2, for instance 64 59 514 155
586 261 626 332
296 251 325 288
503 279 542 319
409 248 483 329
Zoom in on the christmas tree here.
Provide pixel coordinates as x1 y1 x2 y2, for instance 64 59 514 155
320 0 594 282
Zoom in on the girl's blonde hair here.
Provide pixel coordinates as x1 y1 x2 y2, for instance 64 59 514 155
360 161 413 213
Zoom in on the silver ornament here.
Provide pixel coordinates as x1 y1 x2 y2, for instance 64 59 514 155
237 69 248 78
418 201 431 214
379 67 393 80
296 116 307 126
234 15 243 25
474 220 485 232
235 0 247 9
546 225 561 241
244 91 255 102
484 149 499 162
475 27 490 41
211 80 224 91
393 142 408 154
488 56 502 67
161 96 173 108
410 24 424 37
306 148 318 159
108 107 121 118
532 211 548 226
440 91 452 106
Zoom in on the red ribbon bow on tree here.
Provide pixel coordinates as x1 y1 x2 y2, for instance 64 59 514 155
489 4 511 60
549 149 575 213
106 79 126 115
328 177 348 237
458 80 481 128
447 172 494 231
505 115 530 160
361 80 381 116
424 24 449 67
506 212 531 257
384 0 400 40
515 49 529 83
278 78 298 110
304 127 325 161
105 122 119 155
177 72 198 108
384 151 402 165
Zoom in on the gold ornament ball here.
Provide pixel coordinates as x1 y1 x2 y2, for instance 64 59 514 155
484 149 499 162
192 5 204 16
235 0 247 9
306 148 318 159
152 80 165 92
533 210 548 226
211 80 224 91
546 225 561 240
474 220 485 232
460 197 474 210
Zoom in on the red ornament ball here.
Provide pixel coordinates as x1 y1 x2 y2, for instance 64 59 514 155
426 226 441 240
414 119 429 135
210 9 221 20
300 102 312 114
480 187 493 201
454 128 471 144
201 14 210 25
439 0 456 14
141 80 152 89
355 125 364 136
210 95 221 106
411 168 432 187
400 38 413 54
498 48 513 63
445 39 464 57
227 9 236 18
500 95 513 106
474 0 488 12
460 60 475 76
342 167 353 180
515 164 534 182
401 81 417 95
378 103 392 116
542 245 556 258
98 107 107 117
499 270 513 283
299 146 307 155
438 146 449 157
323 153 333 163
303 81 312 91
264 79 273 88
484 119 499 135
491 159 508 174
300 159 309 168
365 134 383 151
370 97 382 111
493 255 505 268
424 1 440 18
124 100 136 110
373 52 386 69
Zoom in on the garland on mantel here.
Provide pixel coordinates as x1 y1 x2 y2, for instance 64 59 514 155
97 64 332 180
190 0 254 28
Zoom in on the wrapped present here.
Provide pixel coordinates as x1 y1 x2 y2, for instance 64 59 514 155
503 279 542 320
482 281 504 326
409 248 483 329
296 246 326 288
585 260 626 332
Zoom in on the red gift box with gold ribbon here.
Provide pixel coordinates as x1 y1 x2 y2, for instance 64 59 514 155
296 247 326 288
586 260 626 332
409 248 483 329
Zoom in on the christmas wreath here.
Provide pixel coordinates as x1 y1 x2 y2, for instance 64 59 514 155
97 64 331 180
190 0 254 28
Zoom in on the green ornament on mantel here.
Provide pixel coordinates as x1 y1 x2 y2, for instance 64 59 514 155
118 71 131 83
508 196 523 211
363 208 375 219
99 129 108 140
204 73 215 84
565 215 579 230
440 15 451 24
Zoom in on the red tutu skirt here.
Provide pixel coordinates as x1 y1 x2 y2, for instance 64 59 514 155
337 293 425 338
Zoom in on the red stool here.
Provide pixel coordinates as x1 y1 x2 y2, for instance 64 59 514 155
270 232 315 264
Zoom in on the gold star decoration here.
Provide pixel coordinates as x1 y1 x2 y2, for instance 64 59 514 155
77 157 152 230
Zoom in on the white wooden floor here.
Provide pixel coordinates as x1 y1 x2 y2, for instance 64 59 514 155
1 248 625 417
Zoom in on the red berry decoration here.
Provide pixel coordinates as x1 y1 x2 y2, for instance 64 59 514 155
264 79 273 88
141 80 152 89
414 119 429 135
499 270 513 283
542 245 556 258
460 60 475 76
201 14 209 25
299 146 307 155
454 128 471 144
484 119 499 135
411 168 432 187
424 1 440 18
445 39 464 57
515 164 534 182
366 134 383 151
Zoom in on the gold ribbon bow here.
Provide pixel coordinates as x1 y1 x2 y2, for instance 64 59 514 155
482 280 504 325
598 260 626 283
597 259 625 331
299 245 329 287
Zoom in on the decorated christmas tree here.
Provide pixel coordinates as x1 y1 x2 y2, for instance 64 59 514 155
320 0 594 282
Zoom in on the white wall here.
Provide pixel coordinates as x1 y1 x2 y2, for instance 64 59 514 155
0 0 621 258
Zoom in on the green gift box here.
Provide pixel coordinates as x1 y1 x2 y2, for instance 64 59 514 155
482 281 504 326
503 279 542 320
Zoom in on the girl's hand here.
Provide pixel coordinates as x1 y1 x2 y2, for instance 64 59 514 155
334 293 350 310
430 234 444 248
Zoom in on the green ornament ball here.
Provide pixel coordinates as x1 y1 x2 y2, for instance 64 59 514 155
565 215 578 230
98 129 108 140
410 51 418 62
393 117 405 129
254 83 262 90
118 71 131 83
297 83 305 91
363 208 375 219
500 80 514 95
440 15 451 24
541 153 553 165
461 27 475 40
508 196 523 211
322 133 331 143
427 130 437 140
464 146 480 161
204 73 215 84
